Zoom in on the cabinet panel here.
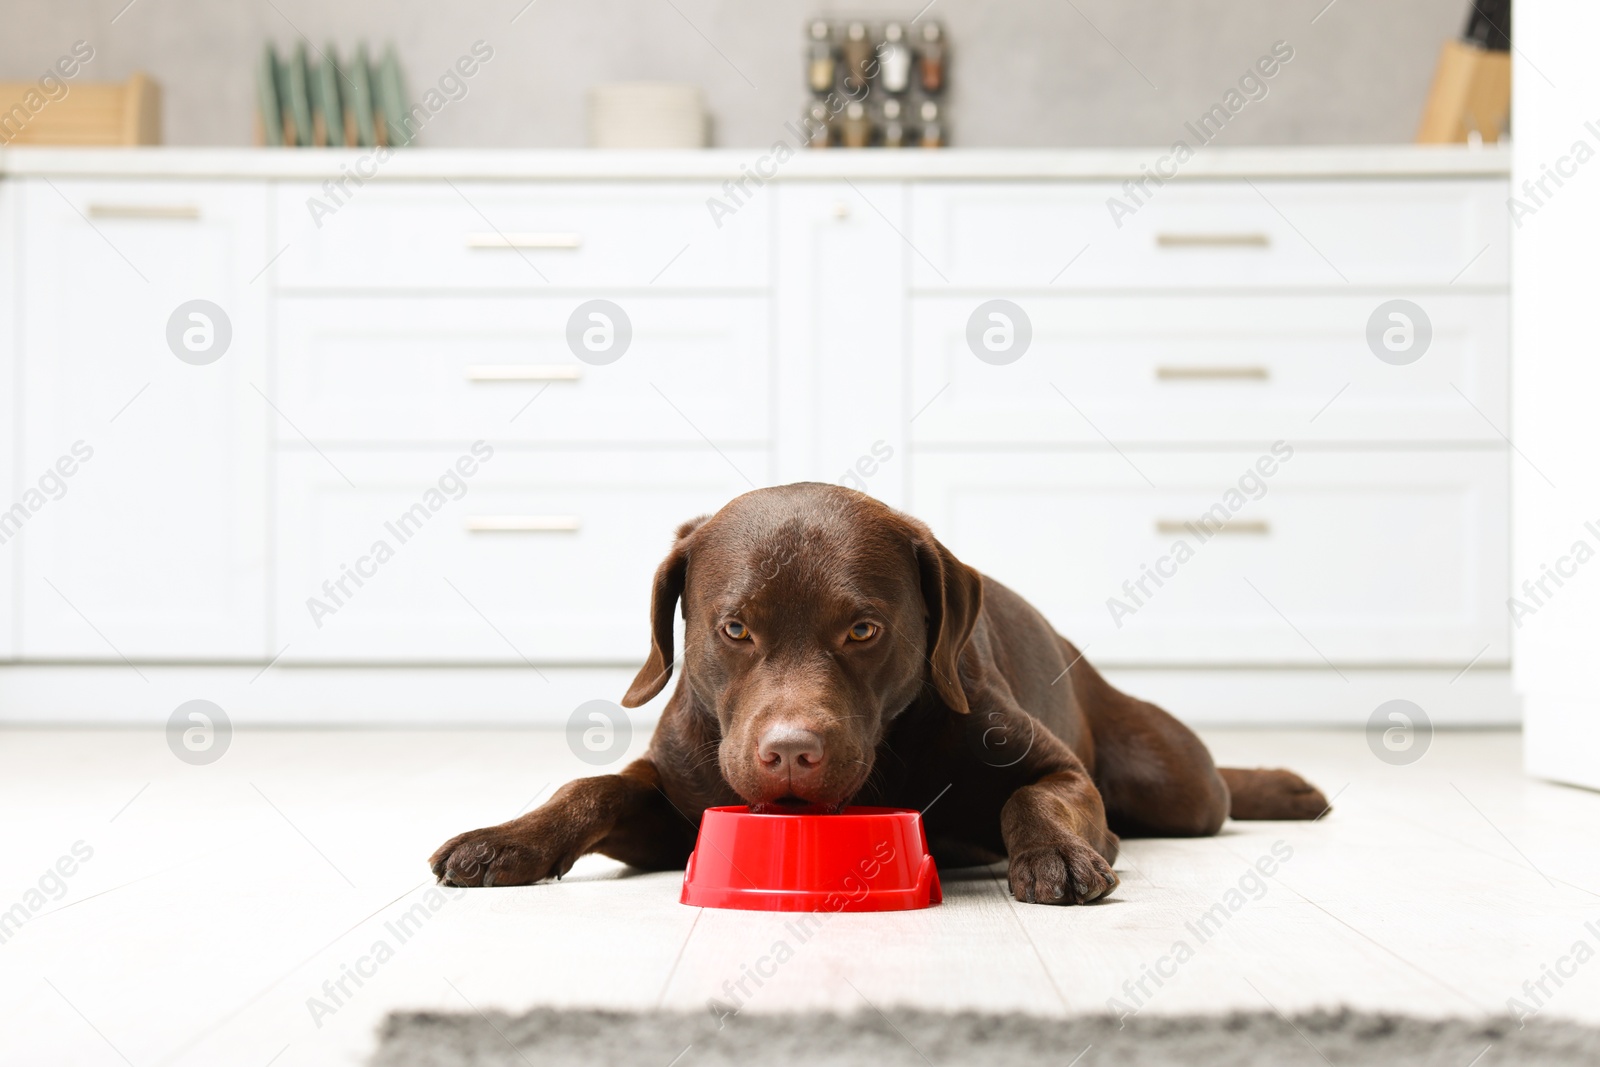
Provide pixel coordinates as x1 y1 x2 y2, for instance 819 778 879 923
910 180 1508 290
912 450 1508 667
273 182 768 290
275 295 770 445
275 448 767 662
17 179 269 659
909 294 1508 444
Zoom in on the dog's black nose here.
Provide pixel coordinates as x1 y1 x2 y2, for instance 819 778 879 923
757 725 825 778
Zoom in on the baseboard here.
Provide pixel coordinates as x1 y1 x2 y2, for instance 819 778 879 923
0 664 665 726
1102 666 1517 726
0 663 1516 727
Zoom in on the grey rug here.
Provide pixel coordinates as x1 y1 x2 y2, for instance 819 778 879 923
370 1007 1600 1066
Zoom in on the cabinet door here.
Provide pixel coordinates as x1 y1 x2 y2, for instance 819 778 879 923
913 449 1509 667
17 179 269 659
773 183 908 507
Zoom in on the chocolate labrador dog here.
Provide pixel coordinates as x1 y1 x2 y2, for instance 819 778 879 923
431 483 1328 904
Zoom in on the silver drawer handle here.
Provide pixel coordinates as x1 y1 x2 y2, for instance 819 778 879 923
465 232 582 250
466 515 582 533
466 364 583 382
87 204 201 220
1155 519 1270 536
1157 366 1270 381
1156 233 1269 248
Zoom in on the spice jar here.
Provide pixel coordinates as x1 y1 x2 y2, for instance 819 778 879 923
918 100 944 147
804 101 833 148
919 22 946 94
881 99 907 148
879 23 912 93
841 22 874 90
807 21 835 95
840 100 873 147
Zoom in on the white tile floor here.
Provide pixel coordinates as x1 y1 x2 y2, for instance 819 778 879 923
2 726 1597 1066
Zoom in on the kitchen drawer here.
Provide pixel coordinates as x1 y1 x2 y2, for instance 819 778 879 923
910 180 1507 290
909 294 1507 444
274 448 766 662
275 296 769 444
273 182 768 290
911 450 1508 666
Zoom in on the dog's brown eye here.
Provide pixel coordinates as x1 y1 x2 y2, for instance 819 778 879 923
723 621 751 641
848 622 878 642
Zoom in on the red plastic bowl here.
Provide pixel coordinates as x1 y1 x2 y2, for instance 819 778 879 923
680 805 941 912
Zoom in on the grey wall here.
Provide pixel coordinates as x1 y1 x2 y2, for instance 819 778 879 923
1 0 1467 148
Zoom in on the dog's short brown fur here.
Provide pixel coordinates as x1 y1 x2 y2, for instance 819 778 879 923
431 483 1329 904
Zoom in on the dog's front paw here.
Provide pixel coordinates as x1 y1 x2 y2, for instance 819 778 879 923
1007 836 1119 905
428 826 574 888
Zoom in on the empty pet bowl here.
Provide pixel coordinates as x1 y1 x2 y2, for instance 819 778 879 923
680 805 941 912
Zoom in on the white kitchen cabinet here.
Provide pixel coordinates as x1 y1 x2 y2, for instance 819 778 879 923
14 179 269 659
274 447 767 662
913 450 1509 667
0 149 1513 722
773 182 908 505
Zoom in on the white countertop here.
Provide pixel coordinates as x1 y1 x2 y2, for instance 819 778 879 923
0 144 1510 181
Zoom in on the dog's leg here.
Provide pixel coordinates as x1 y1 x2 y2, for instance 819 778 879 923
429 758 695 887
1218 767 1331 820
1065 649 1242 837
1000 768 1121 905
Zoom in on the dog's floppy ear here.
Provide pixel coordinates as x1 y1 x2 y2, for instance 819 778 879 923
909 522 983 714
622 516 708 708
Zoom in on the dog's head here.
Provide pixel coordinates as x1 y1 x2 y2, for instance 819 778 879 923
620 483 982 811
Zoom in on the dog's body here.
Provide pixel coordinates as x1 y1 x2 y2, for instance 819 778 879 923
432 483 1328 904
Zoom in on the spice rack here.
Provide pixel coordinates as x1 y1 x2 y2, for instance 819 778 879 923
801 18 947 148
